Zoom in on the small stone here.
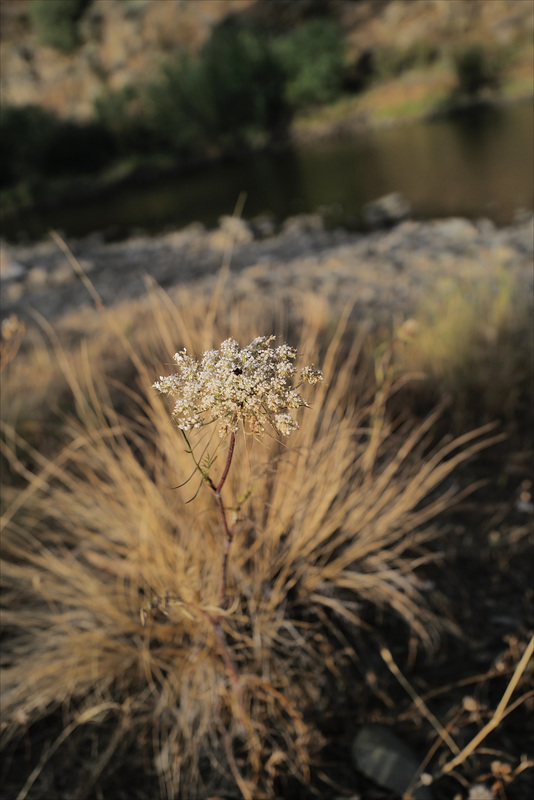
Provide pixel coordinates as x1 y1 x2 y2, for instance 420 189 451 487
467 785 494 800
476 218 496 235
50 264 74 286
250 213 277 239
363 192 411 229
352 724 433 799
2 282 25 303
282 214 324 236
432 218 478 239
26 266 48 287
0 244 26 281
512 208 533 225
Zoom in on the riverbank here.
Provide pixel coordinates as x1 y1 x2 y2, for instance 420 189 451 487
2 211 533 330
292 60 534 143
2 55 532 227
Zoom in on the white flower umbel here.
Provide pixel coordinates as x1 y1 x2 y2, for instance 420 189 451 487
153 336 322 438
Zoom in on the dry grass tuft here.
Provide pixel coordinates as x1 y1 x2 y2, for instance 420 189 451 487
0 279 511 799
391 267 533 432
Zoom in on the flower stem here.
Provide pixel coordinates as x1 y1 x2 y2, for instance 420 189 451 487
184 428 242 707
211 431 236 610
216 430 235 494
198 607 245 720
212 619 245 713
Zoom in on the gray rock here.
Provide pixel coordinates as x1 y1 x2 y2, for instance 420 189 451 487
2 215 532 329
352 724 433 799
476 218 496 235
0 243 26 281
250 213 278 239
512 208 533 225
26 266 48 288
282 213 325 236
431 218 478 239
50 264 75 287
2 282 25 303
363 192 411 229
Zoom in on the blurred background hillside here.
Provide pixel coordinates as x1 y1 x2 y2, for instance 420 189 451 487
2 0 533 118
1 0 533 240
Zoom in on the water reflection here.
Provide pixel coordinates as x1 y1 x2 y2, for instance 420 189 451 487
4 100 533 242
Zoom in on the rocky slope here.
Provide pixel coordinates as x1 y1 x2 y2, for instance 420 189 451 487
2 212 532 332
1 0 532 121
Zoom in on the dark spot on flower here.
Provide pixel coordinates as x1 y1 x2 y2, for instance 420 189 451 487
233 368 243 375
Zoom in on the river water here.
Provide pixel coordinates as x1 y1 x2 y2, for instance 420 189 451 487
4 99 533 242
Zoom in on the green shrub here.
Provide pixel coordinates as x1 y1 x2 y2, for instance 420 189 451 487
144 53 213 157
272 20 346 108
372 42 439 81
29 0 92 53
94 85 156 156
146 26 287 154
453 43 507 96
200 25 288 146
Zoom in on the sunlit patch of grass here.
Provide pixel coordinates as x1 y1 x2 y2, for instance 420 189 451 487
371 87 450 122
501 43 534 98
293 42 533 138
391 267 533 433
358 66 455 122
292 64 456 134
0 280 499 798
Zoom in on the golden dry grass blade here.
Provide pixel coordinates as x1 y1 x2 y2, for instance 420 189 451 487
440 635 534 776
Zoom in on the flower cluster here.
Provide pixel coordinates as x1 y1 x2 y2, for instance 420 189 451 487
153 336 322 437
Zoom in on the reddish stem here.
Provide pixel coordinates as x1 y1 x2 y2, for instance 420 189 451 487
199 608 245 718
203 427 245 712
212 620 244 712
216 430 235 493
211 431 236 610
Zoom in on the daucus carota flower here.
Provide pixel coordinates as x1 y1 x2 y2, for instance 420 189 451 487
153 336 322 437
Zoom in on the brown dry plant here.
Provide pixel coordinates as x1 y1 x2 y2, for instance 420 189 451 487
0 282 500 799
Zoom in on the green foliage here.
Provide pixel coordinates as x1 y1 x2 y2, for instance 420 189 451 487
144 54 213 157
5 19 351 189
29 0 92 54
95 25 289 160
94 85 156 156
272 20 346 108
453 43 508 96
146 26 288 154
200 25 288 146
371 42 439 81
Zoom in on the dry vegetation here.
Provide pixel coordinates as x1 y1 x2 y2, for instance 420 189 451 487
0 257 533 800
